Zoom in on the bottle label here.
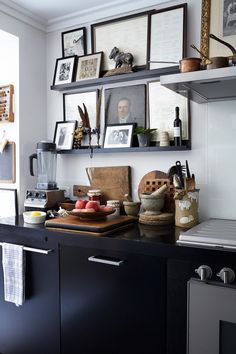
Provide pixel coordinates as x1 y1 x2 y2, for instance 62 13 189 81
174 127 181 137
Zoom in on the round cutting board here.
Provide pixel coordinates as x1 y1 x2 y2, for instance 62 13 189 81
138 170 169 196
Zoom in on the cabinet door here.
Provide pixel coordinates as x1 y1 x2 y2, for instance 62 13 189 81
0 244 60 354
60 245 166 354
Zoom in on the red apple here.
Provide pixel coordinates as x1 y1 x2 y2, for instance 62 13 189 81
103 206 114 212
85 201 100 211
75 199 88 209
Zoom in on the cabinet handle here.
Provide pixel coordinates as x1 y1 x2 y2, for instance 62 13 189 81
88 255 124 266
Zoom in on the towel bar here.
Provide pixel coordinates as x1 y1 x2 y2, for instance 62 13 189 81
0 243 53 255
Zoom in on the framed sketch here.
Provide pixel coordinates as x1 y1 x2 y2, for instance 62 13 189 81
103 124 134 148
53 121 77 150
105 85 146 127
91 12 149 71
61 27 86 57
53 56 76 86
148 4 187 69
201 0 236 59
148 81 189 143
76 52 103 81
0 188 18 217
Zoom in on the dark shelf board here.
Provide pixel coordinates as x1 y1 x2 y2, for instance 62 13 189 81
51 66 179 91
58 144 191 155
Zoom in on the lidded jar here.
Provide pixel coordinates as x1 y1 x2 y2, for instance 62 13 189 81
87 189 102 204
106 200 120 215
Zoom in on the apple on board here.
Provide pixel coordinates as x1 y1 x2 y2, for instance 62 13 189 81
85 201 100 212
75 199 88 209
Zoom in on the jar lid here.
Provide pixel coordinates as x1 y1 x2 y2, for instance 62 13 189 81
107 200 120 205
88 189 101 193
87 189 102 196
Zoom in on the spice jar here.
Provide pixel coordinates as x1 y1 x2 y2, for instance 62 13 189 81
106 200 120 215
87 189 102 204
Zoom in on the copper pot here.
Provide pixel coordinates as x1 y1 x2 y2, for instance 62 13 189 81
179 58 202 73
207 56 229 70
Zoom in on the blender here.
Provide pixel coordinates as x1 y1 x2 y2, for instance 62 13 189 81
24 141 65 211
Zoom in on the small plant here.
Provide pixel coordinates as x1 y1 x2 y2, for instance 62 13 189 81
134 126 156 134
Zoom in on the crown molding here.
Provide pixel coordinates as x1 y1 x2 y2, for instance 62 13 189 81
0 0 47 31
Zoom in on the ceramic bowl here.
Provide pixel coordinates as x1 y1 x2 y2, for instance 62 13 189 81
123 201 141 216
140 193 164 215
23 211 47 224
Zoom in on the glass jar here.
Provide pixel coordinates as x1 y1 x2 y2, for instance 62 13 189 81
87 189 102 204
106 200 120 215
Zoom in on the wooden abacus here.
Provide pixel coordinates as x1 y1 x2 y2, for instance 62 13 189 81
0 84 14 122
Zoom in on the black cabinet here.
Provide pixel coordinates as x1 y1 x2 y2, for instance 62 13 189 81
0 241 60 354
60 245 166 354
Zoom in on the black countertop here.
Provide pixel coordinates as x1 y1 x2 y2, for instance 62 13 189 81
0 215 235 262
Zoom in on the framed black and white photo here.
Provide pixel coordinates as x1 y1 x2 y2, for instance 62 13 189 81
53 56 76 86
148 4 187 69
61 27 86 57
0 188 18 217
103 124 134 148
53 121 77 150
76 52 102 81
148 81 189 143
105 85 146 127
91 12 149 71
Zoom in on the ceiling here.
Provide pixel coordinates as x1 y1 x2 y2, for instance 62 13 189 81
3 0 127 22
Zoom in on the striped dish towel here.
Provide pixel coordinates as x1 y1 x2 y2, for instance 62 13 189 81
2 243 25 306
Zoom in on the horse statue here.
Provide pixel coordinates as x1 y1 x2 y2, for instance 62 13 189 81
109 46 134 69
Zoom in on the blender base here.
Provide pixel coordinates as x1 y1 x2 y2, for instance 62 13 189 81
24 189 65 211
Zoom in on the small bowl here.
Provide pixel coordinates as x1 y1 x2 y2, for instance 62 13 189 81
123 201 141 216
23 211 46 224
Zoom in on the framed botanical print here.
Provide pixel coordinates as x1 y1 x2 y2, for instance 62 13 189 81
76 52 103 81
61 27 86 57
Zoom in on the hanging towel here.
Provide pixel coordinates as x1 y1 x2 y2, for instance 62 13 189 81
2 243 25 306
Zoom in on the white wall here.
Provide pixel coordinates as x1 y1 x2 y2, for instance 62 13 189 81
0 11 47 212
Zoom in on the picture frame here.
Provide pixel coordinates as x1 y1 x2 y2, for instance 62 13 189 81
53 56 76 86
76 52 103 81
53 121 77 150
104 85 146 127
148 81 189 144
61 27 86 57
201 0 236 59
0 188 18 217
148 4 187 69
103 124 134 148
91 11 149 71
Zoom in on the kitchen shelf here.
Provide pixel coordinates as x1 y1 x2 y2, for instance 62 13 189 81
160 66 236 103
51 66 179 91
58 144 191 155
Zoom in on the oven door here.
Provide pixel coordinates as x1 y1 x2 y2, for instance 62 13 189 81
187 279 236 354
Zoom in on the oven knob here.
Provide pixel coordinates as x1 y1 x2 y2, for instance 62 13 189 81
195 265 212 281
216 267 235 284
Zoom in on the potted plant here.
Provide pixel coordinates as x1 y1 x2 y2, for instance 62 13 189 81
134 127 156 147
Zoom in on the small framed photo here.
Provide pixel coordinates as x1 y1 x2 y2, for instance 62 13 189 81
61 27 86 57
53 121 77 150
103 124 134 148
53 56 76 86
105 85 146 127
76 52 103 81
0 188 18 217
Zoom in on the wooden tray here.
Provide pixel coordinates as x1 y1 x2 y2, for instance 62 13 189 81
68 209 115 220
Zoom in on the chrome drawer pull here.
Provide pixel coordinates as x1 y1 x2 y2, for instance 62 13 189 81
88 255 124 266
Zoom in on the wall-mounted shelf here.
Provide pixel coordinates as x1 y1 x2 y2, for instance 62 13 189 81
58 144 191 155
160 66 236 104
51 66 179 91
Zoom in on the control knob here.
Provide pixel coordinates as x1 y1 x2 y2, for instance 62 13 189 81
195 265 212 281
217 267 235 284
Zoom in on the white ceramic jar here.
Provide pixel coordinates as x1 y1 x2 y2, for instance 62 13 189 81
106 200 120 215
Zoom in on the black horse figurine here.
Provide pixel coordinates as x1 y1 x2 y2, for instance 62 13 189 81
109 46 134 68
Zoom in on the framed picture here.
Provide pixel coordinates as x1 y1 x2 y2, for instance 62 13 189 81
0 188 18 217
201 0 236 59
104 85 146 127
148 81 189 143
76 52 103 81
91 11 149 71
53 56 76 86
61 27 86 57
53 121 77 150
148 4 187 69
103 124 134 148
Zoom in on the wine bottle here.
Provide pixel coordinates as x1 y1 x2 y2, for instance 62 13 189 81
173 106 182 146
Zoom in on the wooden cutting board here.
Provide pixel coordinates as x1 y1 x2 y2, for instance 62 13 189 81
74 166 131 204
45 214 136 236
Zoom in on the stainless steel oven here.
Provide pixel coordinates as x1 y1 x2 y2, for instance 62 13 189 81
187 270 236 354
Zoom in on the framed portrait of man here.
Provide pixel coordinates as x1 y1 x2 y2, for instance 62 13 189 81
104 85 146 127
